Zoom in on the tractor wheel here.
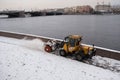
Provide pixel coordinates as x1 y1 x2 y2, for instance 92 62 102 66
75 54 83 61
59 50 67 57
44 45 52 53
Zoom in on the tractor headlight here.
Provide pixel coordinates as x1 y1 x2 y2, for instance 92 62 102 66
88 50 92 55
69 47 74 50
69 47 74 51
89 48 96 56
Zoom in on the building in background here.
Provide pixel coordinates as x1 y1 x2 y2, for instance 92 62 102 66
95 3 112 14
64 7 75 14
56 8 65 14
111 5 120 14
76 5 93 14
64 5 93 14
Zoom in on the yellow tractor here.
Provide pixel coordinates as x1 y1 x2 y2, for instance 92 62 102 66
44 35 96 61
59 35 96 61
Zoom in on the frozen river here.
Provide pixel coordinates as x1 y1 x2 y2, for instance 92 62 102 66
0 15 120 51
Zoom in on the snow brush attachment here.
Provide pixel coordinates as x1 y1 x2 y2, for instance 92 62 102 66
44 45 52 52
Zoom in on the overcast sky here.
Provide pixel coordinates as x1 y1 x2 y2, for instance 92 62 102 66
0 0 120 10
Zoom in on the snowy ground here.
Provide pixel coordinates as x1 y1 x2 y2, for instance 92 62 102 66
0 36 120 80
92 56 120 72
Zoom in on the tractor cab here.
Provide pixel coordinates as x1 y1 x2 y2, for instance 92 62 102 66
63 35 82 53
64 35 82 43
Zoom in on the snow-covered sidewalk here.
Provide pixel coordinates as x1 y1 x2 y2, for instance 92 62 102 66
0 36 120 80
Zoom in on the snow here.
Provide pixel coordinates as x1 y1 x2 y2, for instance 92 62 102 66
92 56 120 72
0 36 44 51
0 36 120 80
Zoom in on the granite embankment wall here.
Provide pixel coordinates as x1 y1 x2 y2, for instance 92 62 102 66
0 31 120 60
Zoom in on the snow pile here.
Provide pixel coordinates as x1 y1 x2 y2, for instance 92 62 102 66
0 36 120 80
92 56 120 72
21 39 44 51
0 36 44 51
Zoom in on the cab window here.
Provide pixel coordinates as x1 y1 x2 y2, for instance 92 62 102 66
69 38 75 47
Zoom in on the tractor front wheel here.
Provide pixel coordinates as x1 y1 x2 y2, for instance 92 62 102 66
59 50 67 57
75 54 83 61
